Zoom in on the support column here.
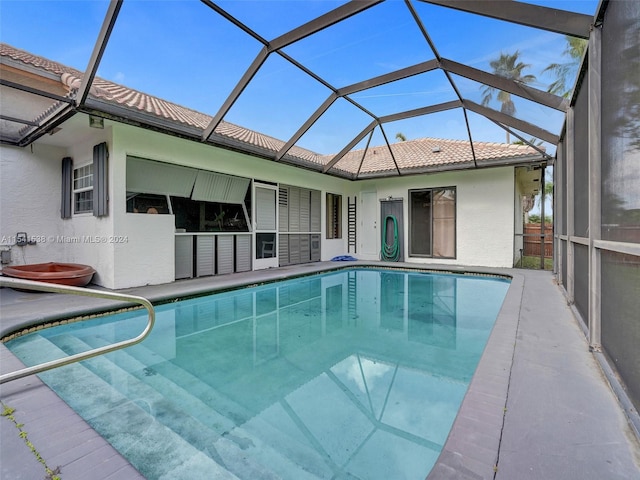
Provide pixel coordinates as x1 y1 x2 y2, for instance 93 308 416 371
588 25 602 351
566 109 575 303
554 145 563 283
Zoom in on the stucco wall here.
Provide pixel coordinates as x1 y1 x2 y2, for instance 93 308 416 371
114 213 175 288
1 115 519 289
63 128 115 287
0 143 67 266
110 123 357 287
0 126 117 287
356 167 516 268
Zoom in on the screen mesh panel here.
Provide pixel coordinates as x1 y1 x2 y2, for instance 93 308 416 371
598 0 640 415
572 75 590 238
573 243 589 326
601 250 640 410
561 240 568 289
557 139 567 236
601 0 640 244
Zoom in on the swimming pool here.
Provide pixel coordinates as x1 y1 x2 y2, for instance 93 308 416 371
6 268 510 479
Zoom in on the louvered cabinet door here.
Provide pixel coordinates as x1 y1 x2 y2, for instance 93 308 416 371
217 236 235 274
196 236 215 277
175 235 193 279
235 235 252 272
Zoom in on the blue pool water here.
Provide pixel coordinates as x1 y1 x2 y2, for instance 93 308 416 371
6 268 509 479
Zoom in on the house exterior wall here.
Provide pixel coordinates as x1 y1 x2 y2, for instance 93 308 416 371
0 143 67 265
356 167 516 268
0 126 116 286
64 127 115 287
110 122 355 288
1 116 517 289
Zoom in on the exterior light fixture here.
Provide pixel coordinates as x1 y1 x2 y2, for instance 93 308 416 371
89 115 104 129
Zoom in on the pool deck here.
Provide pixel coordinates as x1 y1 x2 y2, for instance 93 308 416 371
1 262 639 480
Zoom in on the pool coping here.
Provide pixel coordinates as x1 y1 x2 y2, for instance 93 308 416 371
426 271 523 479
1 262 636 479
1 261 510 340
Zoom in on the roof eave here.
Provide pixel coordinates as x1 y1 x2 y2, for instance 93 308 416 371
356 153 546 179
81 98 356 179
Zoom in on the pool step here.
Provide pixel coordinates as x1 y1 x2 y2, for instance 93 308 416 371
47 333 284 480
54 333 237 430
8 334 241 480
103 337 333 479
126 345 333 479
83 334 333 479
80 332 253 429
48 333 328 479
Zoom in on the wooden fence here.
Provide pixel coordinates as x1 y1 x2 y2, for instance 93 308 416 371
523 223 553 258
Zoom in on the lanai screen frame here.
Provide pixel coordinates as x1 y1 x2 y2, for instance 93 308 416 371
1 0 639 446
1 0 595 179
552 0 640 429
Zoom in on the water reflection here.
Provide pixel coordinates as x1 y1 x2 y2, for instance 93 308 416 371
11 269 508 479
162 270 504 476
172 270 470 364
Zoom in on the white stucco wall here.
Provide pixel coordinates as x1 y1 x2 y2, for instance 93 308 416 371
62 128 115 287
1 115 519 289
0 143 67 266
356 167 516 268
0 125 117 287
109 122 357 288
114 213 175 288
0 118 356 289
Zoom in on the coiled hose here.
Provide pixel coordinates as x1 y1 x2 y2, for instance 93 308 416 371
381 214 400 261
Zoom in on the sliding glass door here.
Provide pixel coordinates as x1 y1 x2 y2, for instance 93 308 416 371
409 187 456 258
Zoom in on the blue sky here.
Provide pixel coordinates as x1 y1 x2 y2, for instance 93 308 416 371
1 0 598 168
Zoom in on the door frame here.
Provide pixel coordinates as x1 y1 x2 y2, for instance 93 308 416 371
253 182 279 270
359 191 378 259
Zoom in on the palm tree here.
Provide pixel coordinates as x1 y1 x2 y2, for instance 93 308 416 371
543 36 587 98
535 169 554 227
537 179 554 210
481 51 536 142
395 132 406 142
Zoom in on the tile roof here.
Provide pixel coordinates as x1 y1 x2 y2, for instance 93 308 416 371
1 43 81 77
322 136 541 176
1 43 542 177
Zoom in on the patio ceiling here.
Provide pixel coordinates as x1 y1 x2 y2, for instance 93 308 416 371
0 0 598 179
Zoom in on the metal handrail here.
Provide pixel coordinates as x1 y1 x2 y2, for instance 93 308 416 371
0 277 155 384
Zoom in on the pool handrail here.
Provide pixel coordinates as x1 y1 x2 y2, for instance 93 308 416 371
0 277 155 384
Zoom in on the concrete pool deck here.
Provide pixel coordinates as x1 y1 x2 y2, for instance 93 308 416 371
1 262 639 480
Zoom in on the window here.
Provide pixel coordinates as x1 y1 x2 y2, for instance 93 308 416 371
409 187 456 258
73 164 93 214
169 196 249 232
326 193 342 239
125 157 251 231
126 193 170 214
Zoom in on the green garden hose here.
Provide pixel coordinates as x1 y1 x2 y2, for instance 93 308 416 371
381 214 400 262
